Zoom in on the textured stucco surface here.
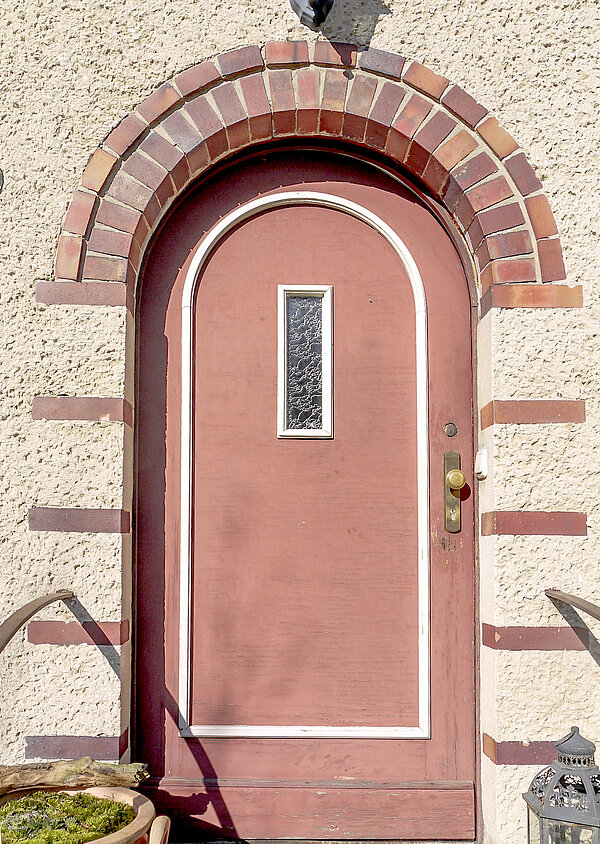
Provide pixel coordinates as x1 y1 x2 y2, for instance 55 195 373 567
0 0 599 841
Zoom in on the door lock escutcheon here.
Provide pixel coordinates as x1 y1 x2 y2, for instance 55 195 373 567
444 451 467 533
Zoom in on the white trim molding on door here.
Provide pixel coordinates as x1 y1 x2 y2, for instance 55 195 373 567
178 191 430 740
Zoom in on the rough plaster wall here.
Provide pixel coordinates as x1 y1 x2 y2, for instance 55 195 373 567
0 0 599 840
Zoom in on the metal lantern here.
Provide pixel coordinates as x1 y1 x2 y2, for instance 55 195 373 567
524 727 600 844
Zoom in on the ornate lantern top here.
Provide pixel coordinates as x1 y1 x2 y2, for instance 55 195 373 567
556 727 597 768
524 727 600 827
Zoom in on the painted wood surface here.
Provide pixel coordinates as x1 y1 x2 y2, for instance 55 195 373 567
136 149 475 840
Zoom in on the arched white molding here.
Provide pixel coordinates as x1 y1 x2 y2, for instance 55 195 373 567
178 191 430 739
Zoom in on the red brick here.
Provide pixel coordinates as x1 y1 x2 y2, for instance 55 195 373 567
95 200 149 244
342 74 378 141
265 41 309 67
358 47 405 79
107 173 155 214
55 234 83 280
136 83 181 124
465 212 484 250
480 399 586 429
484 229 533 260
475 237 491 271
217 45 263 77
28 619 130 645
476 202 526 236
122 151 173 207
81 148 119 193
538 238 566 282
441 175 464 213
29 508 130 534
433 129 478 171
454 194 476 232
479 283 582 316
63 190 97 236
481 511 587 537
319 69 349 135
83 253 131 284
185 98 228 160
161 109 206 167
32 397 133 426
525 194 559 239
405 111 456 175
36 281 132 311
239 74 272 141
425 130 477 191
365 81 405 148
140 132 189 191
296 66 321 134
104 114 146 156
420 158 449 196
505 152 543 196
174 61 221 97
482 622 588 651
211 83 250 149
477 116 519 159
87 227 135 261
466 176 513 212
441 85 488 128
452 151 498 190
268 70 296 136
386 94 432 162
480 257 536 291
314 41 356 67
403 61 449 101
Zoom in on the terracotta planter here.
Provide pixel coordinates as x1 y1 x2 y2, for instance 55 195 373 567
0 786 170 844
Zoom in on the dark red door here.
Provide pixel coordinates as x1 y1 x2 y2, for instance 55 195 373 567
136 150 475 840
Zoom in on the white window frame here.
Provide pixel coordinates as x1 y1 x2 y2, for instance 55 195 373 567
277 284 333 439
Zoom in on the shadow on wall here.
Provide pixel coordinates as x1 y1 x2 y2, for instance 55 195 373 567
320 0 392 46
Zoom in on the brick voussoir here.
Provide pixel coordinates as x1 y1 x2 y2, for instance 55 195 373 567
55 234 84 281
217 45 264 78
136 83 182 125
358 46 406 80
81 147 119 193
402 60 449 101
313 41 356 68
267 69 297 136
319 69 350 135
342 74 378 141
173 61 222 98
239 73 273 141
264 41 310 68
441 84 488 128
104 113 147 157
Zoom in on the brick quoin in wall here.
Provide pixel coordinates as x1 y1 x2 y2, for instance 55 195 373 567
42 41 579 315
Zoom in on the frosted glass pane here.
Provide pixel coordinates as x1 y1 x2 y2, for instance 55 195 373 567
286 295 323 429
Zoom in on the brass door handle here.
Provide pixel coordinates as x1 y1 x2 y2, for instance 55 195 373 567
444 452 466 533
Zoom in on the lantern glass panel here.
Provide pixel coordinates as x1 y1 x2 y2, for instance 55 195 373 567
529 808 541 844
547 821 594 844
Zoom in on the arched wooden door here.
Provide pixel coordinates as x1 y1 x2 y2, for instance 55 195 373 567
135 149 476 841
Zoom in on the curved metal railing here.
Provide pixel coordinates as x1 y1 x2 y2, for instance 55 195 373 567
0 590 74 654
546 589 600 624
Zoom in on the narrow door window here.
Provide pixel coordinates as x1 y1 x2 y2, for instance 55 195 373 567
277 285 333 438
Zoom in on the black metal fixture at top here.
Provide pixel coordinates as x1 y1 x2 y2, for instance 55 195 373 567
289 0 335 30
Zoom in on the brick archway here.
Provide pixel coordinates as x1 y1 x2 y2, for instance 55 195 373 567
49 41 566 312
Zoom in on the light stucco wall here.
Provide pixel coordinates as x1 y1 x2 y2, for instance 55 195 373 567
1 1 599 843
